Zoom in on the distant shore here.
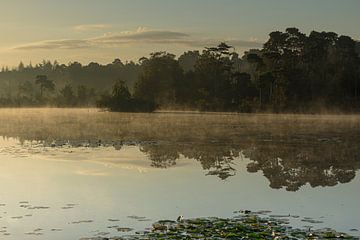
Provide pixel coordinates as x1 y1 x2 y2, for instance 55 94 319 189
1 106 360 116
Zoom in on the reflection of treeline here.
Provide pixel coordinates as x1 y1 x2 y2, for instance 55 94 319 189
139 140 360 190
139 143 239 180
244 141 359 191
1 28 360 112
40 139 358 189
2 108 359 190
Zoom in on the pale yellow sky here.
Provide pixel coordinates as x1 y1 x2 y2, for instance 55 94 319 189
0 0 359 67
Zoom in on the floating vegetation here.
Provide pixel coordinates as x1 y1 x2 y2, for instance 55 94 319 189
50 228 62 232
19 204 31 208
107 225 119 229
301 218 324 224
25 228 44 236
61 206 74 209
269 214 291 218
71 220 94 224
94 232 110 236
66 203 78 206
27 206 50 210
252 210 272 215
108 219 121 222
127 215 148 221
61 203 78 210
24 232 43 236
138 218 152 222
0 201 358 239
108 215 358 240
116 227 133 232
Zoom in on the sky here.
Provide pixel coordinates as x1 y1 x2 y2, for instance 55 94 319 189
0 0 359 67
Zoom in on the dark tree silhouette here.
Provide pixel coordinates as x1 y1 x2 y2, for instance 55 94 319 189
0 28 359 112
35 75 55 98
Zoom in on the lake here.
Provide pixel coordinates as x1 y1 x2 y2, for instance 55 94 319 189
0 108 359 239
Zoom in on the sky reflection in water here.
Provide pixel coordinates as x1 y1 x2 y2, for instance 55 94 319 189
0 137 359 239
0 109 359 239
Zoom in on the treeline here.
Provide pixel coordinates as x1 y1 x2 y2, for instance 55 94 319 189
99 28 360 112
0 59 140 107
1 27 360 112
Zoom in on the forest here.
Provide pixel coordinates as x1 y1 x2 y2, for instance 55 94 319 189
1 27 359 113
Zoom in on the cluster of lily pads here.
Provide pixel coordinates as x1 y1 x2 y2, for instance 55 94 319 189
107 213 357 240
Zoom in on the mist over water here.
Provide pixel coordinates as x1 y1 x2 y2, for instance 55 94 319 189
0 108 359 239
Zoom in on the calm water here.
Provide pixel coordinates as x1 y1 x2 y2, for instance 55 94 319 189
0 108 359 239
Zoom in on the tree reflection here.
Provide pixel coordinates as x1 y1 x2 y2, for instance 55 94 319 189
140 143 239 180
244 142 359 191
139 144 179 168
137 140 360 191
16 136 360 191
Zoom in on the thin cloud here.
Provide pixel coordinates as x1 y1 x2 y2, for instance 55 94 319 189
14 39 91 50
91 28 190 45
12 28 263 51
73 24 112 32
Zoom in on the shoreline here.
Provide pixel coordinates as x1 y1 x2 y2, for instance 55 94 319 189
0 107 360 117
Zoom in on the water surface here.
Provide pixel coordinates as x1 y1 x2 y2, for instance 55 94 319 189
0 108 359 239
